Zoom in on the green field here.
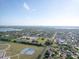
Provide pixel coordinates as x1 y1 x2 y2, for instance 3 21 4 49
36 37 47 44
0 41 44 59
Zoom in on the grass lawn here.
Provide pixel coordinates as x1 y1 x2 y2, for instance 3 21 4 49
36 37 47 44
0 44 8 50
0 41 44 59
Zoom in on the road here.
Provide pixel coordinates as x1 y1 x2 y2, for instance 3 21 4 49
39 47 48 59
39 32 57 59
51 32 57 44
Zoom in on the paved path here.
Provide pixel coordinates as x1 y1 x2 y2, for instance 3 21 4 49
0 44 20 59
0 44 11 51
9 54 20 59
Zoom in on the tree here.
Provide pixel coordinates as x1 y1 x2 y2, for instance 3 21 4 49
77 56 79 59
66 55 74 59
41 37 45 40
45 40 52 46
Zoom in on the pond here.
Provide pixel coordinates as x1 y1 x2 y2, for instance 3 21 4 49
20 48 35 55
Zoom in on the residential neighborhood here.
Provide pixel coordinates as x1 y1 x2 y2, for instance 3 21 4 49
0 26 79 59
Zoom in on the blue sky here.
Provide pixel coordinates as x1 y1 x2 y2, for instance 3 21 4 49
0 0 79 26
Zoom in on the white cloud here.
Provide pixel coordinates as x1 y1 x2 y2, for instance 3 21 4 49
23 2 36 13
24 2 30 10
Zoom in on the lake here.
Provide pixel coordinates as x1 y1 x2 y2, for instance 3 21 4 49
0 28 22 32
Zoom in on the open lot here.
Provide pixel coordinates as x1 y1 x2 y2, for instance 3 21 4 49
0 41 44 59
0 44 8 50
